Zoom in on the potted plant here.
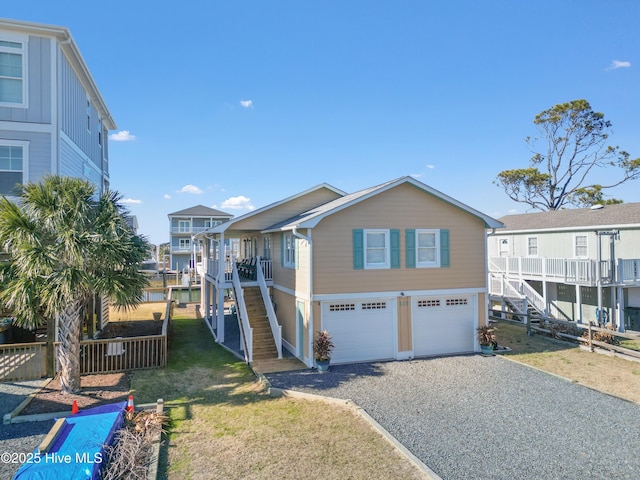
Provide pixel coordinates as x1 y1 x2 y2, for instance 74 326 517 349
313 330 334 372
477 324 496 355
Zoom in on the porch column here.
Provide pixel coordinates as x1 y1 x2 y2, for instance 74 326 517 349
542 280 549 316
615 286 624 332
217 286 225 342
575 285 583 324
204 279 210 325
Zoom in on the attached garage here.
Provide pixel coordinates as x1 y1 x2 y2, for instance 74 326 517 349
412 295 476 357
321 298 396 363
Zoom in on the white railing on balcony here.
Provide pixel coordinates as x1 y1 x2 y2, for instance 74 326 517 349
256 257 282 359
619 259 640 284
170 226 215 234
489 256 608 286
231 261 252 362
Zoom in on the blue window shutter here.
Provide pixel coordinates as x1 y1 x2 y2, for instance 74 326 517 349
390 229 400 268
440 229 450 267
405 229 416 268
353 229 364 270
280 233 285 267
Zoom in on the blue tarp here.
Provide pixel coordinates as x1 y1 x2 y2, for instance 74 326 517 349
14 401 126 480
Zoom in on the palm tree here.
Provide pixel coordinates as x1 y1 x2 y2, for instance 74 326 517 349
0 176 149 393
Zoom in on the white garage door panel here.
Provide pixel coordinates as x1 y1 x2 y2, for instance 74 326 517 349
322 300 395 364
413 296 475 357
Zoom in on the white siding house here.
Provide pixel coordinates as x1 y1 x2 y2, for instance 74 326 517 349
488 203 640 332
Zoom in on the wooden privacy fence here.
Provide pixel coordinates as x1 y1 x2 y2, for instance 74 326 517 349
1 299 171 382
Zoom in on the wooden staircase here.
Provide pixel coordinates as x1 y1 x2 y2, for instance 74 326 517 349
243 287 278 360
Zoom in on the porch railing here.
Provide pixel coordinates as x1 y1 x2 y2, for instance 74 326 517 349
256 257 282 359
0 342 47 382
231 261 253 362
207 257 273 283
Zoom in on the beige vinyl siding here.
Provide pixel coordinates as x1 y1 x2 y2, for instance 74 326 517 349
231 188 342 231
272 229 311 294
273 288 296 349
477 292 486 328
312 183 488 295
397 296 412 352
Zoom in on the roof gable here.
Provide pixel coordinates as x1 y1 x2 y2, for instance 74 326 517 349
498 203 640 232
168 205 232 218
266 176 503 231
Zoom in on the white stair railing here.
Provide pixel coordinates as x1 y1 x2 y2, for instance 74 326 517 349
231 261 253 362
255 256 282 359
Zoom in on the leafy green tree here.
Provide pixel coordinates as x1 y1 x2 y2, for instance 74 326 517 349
495 99 640 210
0 176 149 393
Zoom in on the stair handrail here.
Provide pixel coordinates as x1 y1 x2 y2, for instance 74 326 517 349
518 280 547 316
231 260 253 362
255 256 282 359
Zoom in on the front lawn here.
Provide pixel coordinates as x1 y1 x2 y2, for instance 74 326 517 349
131 315 426 480
497 320 640 403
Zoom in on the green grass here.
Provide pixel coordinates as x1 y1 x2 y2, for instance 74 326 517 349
131 316 426 480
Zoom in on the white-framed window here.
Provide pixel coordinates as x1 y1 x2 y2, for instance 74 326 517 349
283 232 296 268
574 235 588 258
0 35 27 107
527 236 538 256
364 229 390 269
179 238 190 250
415 229 440 267
178 220 190 233
0 141 28 196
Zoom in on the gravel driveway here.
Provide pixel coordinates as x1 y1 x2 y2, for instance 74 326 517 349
266 355 640 480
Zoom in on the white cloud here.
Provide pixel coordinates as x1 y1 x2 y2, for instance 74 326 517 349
426 164 435 169
177 184 204 194
607 60 631 70
220 195 255 210
240 100 253 108
121 198 142 204
163 194 171 200
410 173 422 178
109 130 136 141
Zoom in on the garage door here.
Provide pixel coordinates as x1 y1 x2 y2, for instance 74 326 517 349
322 299 396 363
412 295 475 357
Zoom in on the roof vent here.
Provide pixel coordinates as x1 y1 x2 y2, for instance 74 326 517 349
590 204 604 210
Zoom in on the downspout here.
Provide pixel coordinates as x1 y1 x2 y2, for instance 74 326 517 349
292 226 313 367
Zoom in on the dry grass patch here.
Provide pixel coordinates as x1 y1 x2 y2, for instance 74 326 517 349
499 321 640 404
131 316 427 480
109 302 167 321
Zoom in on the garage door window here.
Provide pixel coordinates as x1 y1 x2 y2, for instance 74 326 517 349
329 303 355 311
362 302 387 310
417 299 440 308
446 298 468 306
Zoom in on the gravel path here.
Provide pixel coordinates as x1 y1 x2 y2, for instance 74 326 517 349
266 355 640 480
0 379 54 479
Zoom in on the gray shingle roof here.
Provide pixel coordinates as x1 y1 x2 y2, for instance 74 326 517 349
168 205 233 217
497 203 640 232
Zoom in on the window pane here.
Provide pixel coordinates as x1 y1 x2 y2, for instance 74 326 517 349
367 248 385 263
0 52 22 77
418 249 436 262
418 233 435 248
0 78 22 103
0 171 21 195
367 233 385 248
0 41 21 49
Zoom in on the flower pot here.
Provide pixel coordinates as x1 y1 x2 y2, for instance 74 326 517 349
480 344 494 355
153 312 162 321
316 359 330 373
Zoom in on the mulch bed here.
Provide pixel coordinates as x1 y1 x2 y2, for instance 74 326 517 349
20 372 131 416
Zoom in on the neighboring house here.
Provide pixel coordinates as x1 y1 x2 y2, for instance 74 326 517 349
0 18 115 196
198 176 503 367
0 18 116 337
168 205 233 272
488 203 640 332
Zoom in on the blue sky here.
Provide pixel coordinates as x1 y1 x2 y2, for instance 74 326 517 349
4 1 640 245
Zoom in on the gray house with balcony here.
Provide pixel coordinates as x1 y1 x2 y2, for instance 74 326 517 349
0 18 115 196
168 205 233 272
488 203 640 332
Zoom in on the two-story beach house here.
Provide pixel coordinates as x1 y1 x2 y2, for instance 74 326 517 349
168 205 233 272
488 203 640 332
197 176 503 367
0 18 115 196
